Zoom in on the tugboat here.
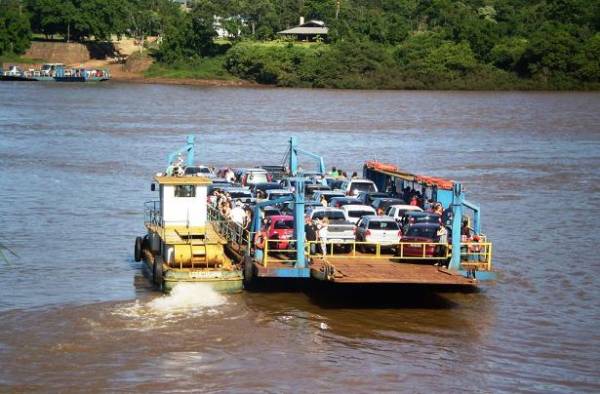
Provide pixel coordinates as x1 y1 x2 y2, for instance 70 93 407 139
133 136 243 293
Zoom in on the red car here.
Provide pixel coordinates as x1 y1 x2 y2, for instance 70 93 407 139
263 215 295 250
398 223 440 258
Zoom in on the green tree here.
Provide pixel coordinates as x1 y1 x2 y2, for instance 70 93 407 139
518 22 581 78
154 6 216 63
0 0 32 55
490 37 528 71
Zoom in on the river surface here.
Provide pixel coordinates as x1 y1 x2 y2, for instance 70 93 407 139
0 82 599 392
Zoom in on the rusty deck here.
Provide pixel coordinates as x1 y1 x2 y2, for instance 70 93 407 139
310 257 477 286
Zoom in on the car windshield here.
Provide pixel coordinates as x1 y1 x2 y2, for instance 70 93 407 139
247 172 268 183
406 226 438 238
185 167 210 175
351 182 376 192
274 220 294 229
322 193 344 202
348 210 375 218
368 221 399 230
255 183 278 190
269 193 292 200
312 211 346 221
230 192 251 199
412 214 440 223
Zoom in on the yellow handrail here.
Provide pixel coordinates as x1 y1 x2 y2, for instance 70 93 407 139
303 240 494 271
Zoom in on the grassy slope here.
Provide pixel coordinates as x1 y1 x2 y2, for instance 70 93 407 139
0 53 46 65
144 55 237 80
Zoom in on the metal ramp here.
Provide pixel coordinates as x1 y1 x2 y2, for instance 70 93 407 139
310 257 477 286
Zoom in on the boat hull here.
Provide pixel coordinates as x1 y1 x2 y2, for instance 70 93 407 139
142 258 243 293
0 75 35 81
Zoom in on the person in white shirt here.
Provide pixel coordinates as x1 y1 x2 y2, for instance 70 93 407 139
230 201 246 225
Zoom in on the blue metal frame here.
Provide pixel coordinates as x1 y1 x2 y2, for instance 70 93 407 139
167 135 195 167
288 136 325 176
246 137 317 278
449 183 464 271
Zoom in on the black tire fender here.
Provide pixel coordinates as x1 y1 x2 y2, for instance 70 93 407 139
153 255 164 288
134 236 142 262
243 256 255 289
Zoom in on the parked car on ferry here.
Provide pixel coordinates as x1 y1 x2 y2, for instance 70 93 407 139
250 182 281 193
266 189 294 201
371 197 406 212
329 196 363 208
219 187 254 203
355 215 401 252
325 178 345 190
398 223 440 258
356 191 392 206
386 204 424 222
340 179 378 196
261 206 282 219
184 165 214 177
311 190 346 204
306 207 355 249
305 183 331 198
341 205 376 224
236 168 272 186
263 215 295 250
401 212 441 234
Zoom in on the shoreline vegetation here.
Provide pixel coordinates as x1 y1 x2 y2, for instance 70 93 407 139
1 0 599 91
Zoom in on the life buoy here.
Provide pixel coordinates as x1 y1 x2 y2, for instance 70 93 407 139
468 238 482 254
254 231 266 249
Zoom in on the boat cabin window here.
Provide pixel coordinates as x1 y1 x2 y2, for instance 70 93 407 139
174 185 196 198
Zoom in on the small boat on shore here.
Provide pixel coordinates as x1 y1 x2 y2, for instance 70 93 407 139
1 63 110 82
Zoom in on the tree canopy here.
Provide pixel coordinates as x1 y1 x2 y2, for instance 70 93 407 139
1 0 598 88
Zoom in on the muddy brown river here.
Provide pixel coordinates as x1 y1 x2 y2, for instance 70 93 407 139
0 82 599 392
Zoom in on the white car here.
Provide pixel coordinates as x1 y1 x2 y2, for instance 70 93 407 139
237 168 270 186
339 179 378 196
386 204 423 222
307 207 355 246
341 205 376 224
355 215 401 251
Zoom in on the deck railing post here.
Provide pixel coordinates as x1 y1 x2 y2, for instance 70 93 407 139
293 177 306 269
449 183 464 270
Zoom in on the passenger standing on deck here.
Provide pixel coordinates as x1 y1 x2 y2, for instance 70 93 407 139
328 167 338 177
305 217 317 254
318 217 329 256
243 206 253 230
225 168 235 183
230 201 246 225
320 195 328 207
409 195 418 206
436 225 448 258
351 172 358 179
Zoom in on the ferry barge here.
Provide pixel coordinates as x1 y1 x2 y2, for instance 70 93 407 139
134 136 495 292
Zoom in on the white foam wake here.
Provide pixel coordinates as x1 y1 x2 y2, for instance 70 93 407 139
148 283 226 312
111 283 227 329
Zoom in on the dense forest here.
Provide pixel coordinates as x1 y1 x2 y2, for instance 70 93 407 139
1 0 599 89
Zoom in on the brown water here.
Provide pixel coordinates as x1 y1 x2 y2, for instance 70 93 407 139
0 82 599 392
